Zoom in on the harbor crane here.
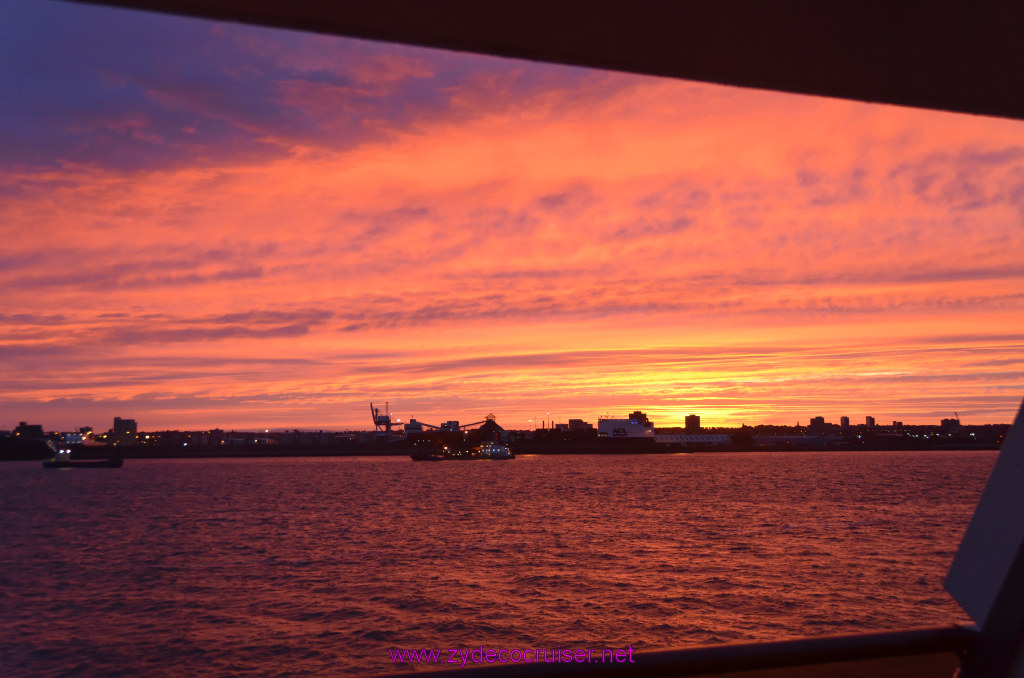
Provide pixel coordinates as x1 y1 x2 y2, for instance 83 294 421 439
370 402 396 434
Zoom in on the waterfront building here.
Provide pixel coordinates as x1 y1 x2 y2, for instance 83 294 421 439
685 414 701 432
14 421 44 439
403 418 425 435
112 417 138 446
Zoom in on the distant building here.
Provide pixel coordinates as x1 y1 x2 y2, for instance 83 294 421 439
189 431 214 446
14 422 44 439
941 418 961 432
568 419 593 432
809 416 826 435
403 418 425 435
840 416 850 431
865 416 876 429
628 411 652 427
892 421 903 429
112 417 138 446
685 414 701 433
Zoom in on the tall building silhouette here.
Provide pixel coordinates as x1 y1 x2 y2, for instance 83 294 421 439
112 417 137 446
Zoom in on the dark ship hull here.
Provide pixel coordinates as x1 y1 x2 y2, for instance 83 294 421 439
43 458 123 468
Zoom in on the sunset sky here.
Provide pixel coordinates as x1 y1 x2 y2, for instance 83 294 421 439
3 0 1024 432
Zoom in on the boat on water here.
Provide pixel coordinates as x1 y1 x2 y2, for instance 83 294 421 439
410 449 444 461
410 442 514 461
42 447 123 469
476 441 514 459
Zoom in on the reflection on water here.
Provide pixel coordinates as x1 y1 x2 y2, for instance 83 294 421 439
0 451 995 676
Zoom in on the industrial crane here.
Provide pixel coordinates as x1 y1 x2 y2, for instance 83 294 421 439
369 402 395 434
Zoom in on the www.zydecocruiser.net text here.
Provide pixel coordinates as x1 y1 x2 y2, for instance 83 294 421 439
389 645 637 668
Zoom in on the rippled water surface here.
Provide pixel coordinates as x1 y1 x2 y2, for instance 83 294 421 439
0 451 995 676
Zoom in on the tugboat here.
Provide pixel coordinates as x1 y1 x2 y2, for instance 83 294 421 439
43 446 123 469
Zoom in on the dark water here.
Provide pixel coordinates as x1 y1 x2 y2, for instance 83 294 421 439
0 451 995 677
